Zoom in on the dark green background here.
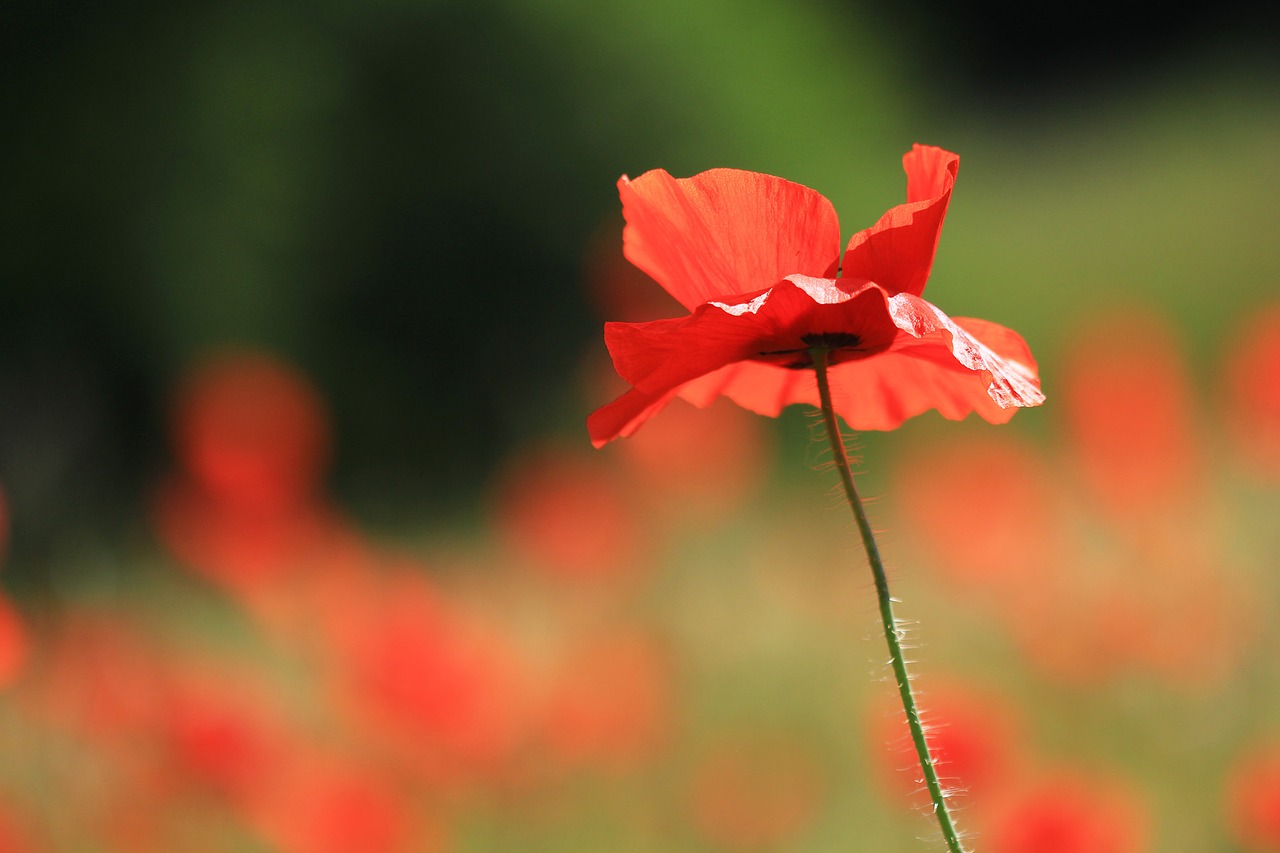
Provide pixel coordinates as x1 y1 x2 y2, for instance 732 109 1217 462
3 0 1277 578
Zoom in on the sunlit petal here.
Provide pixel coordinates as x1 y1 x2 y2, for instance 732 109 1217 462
842 144 959 297
619 168 841 310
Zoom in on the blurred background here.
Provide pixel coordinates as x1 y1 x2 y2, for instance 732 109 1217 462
1 0 1279 850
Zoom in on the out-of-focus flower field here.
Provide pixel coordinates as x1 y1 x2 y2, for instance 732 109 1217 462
0 272 1278 852
2 1 1279 851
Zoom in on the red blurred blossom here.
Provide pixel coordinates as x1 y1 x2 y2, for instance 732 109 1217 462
0 594 28 689
982 770 1149 853
893 433 1063 587
326 570 531 788
159 669 290 804
170 348 330 514
1059 309 1200 514
869 679 1024 812
1222 301 1280 481
588 145 1043 447
0 488 17 691
539 627 674 775
153 478 347 594
1225 742 1280 851
151 476 370 635
687 730 826 851
152 347 356 623
248 758 447 853
491 443 644 583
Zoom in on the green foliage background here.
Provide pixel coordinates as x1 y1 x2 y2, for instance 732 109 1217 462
2 0 1278 574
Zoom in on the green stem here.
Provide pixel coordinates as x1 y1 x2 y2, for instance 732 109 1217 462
810 347 966 853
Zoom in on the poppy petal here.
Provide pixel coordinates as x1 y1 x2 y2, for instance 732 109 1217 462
886 293 1044 412
619 168 842 310
681 297 1042 429
842 145 959 297
903 143 959 204
587 386 680 449
680 340 1033 432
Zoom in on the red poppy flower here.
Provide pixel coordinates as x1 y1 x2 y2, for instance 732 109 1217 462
588 145 1043 446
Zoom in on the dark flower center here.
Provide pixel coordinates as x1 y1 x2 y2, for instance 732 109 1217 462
801 332 862 350
757 332 864 370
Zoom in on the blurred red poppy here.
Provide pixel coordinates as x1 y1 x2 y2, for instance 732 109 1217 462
982 769 1148 853
491 444 644 583
0 487 17 691
152 477 344 599
160 669 288 804
588 145 1043 446
1223 301 1280 481
153 347 352 618
1060 309 1199 515
325 570 531 788
247 757 446 853
0 594 27 689
1225 742 1280 851
869 679 1024 812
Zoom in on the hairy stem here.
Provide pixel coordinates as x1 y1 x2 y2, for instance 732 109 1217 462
810 347 966 853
